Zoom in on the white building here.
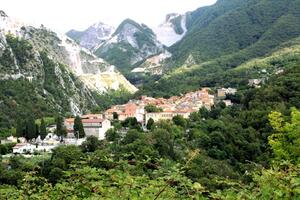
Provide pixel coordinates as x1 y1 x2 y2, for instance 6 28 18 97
12 143 57 154
65 117 112 140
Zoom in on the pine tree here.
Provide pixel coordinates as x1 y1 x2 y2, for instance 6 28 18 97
74 116 85 138
35 124 40 139
16 119 23 138
40 118 47 140
55 116 63 136
26 116 36 140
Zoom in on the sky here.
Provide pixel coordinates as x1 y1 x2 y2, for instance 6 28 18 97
1 0 217 33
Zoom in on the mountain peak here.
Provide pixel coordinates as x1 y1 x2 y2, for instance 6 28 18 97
115 18 141 33
0 10 8 18
66 21 115 50
165 13 181 22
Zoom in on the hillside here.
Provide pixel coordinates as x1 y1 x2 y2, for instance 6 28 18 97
0 11 137 128
137 0 300 96
138 34 300 97
170 0 300 66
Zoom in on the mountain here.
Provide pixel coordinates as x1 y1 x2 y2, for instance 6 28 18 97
0 11 137 126
152 13 187 47
66 22 115 50
170 0 300 65
94 19 164 73
138 0 300 96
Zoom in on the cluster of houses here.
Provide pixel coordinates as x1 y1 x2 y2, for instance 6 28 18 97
63 87 237 142
105 88 215 124
104 87 237 123
5 87 237 155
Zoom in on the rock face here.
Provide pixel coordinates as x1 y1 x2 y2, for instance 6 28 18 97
131 51 172 75
152 13 187 47
0 11 137 115
66 22 115 50
94 19 165 71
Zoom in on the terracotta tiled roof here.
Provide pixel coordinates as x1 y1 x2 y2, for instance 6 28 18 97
82 118 104 124
81 114 102 119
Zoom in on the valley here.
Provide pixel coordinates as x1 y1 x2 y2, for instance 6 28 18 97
1 0 300 199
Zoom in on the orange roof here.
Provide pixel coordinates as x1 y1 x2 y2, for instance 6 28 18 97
81 114 102 119
176 109 197 113
82 118 104 123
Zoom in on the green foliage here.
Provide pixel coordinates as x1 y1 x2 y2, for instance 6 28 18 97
92 89 133 112
105 128 120 142
81 136 102 152
0 143 15 155
26 116 36 140
0 48 14 68
55 116 65 137
39 118 47 140
145 104 163 113
73 116 85 138
0 79 56 129
172 115 187 129
122 117 140 129
268 108 300 164
171 0 300 66
51 145 83 166
5 34 33 67
146 118 154 130
152 128 175 159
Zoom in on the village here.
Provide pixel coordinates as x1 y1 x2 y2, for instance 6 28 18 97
1 87 237 155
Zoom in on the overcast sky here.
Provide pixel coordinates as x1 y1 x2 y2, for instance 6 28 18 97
1 0 217 33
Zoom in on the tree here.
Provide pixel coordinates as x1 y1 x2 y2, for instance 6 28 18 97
40 118 47 140
105 128 120 142
55 116 63 136
151 128 175 159
145 104 163 113
16 119 23 138
35 124 40 139
268 108 300 163
81 136 102 152
172 115 187 129
51 145 83 165
26 116 36 140
74 116 85 138
122 117 140 129
199 107 209 119
146 118 154 130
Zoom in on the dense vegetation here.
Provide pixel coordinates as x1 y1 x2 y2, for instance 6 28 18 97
138 35 300 98
1 61 299 198
91 88 133 112
171 0 300 66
